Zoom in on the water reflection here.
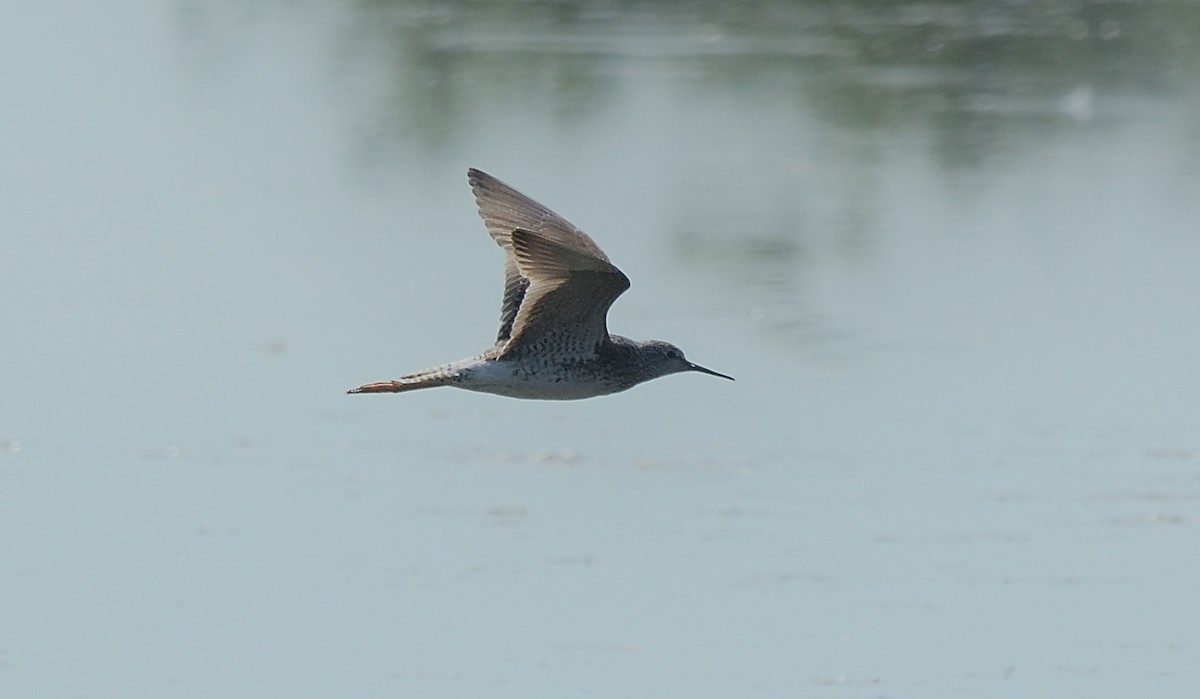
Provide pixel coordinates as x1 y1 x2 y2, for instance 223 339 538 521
337 2 1200 145
177 1 1200 153
173 0 1200 359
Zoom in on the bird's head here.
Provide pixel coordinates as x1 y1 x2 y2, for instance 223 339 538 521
638 340 734 382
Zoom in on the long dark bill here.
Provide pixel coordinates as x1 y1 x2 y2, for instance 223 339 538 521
689 363 734 381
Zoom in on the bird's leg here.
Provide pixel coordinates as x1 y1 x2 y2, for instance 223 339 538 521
347 380 407 394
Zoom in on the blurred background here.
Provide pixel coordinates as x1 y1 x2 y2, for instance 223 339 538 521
2 1 1199 697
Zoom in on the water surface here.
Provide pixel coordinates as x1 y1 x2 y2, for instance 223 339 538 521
2 2 1199 697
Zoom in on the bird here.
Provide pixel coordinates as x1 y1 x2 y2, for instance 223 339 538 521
347 168 733 400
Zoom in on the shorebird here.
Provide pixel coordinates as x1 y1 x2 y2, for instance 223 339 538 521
348 168 733 400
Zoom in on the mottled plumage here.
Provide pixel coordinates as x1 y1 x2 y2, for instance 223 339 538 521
348 168 732 400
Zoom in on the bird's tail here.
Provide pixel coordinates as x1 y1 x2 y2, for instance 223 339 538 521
347 366 457 394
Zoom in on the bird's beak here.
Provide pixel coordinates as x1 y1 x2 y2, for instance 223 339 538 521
688 362 734 381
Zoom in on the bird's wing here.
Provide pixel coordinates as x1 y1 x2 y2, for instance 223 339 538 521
467 168 615 344
498 228 630 359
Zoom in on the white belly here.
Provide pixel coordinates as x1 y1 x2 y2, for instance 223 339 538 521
455 358 618 401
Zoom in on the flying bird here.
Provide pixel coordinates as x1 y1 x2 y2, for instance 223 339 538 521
348 168 733 400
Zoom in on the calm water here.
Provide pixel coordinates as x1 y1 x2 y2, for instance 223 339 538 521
2 2 1199 697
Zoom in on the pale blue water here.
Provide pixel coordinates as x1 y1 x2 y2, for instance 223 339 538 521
2 2 1199 697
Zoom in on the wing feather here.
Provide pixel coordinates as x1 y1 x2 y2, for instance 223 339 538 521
468 168 617 344
500 228 629 358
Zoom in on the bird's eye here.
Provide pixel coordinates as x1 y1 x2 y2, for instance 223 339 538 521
666 349 681 360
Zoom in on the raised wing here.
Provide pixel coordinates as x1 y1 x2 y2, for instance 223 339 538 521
500 228 630 359
468 168 615 344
